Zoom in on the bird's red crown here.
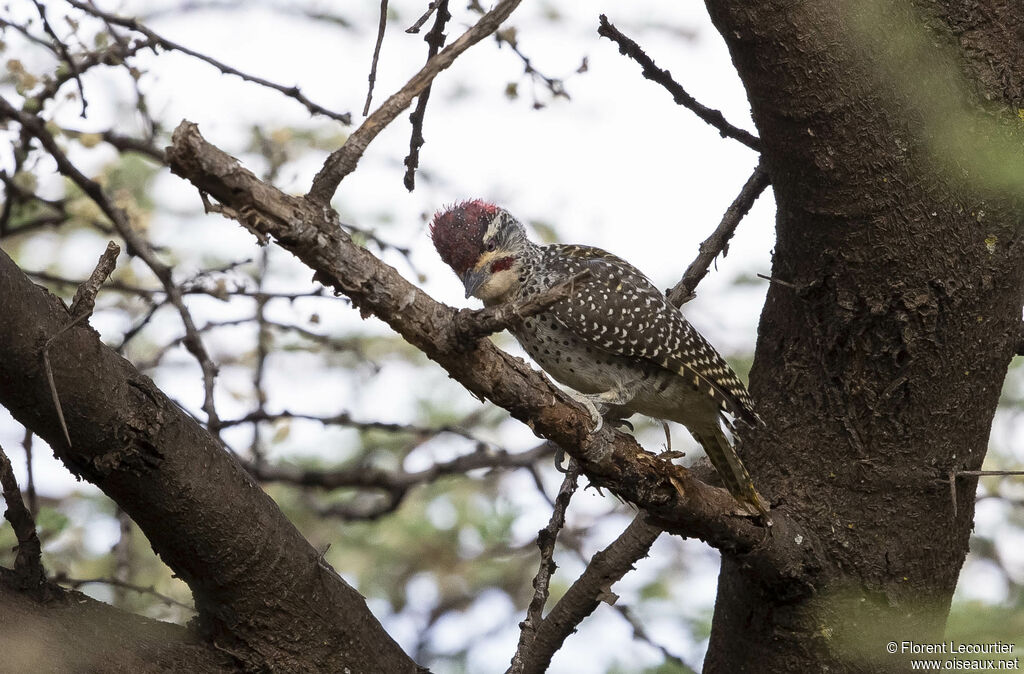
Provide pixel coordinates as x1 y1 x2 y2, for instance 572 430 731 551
430 199 500 275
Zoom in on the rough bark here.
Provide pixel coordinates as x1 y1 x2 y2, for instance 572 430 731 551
0 248 418 672
702 1 1024 671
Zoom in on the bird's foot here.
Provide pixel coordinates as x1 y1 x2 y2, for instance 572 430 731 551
570 385 636 432
571 393 606 432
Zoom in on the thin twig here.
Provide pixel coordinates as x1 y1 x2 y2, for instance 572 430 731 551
27 268 332 302
70 241 120 318
251 441 554 492
27 37 154 112
597 15 761 151
756 273 799 290
667 161 770 306
363 0 390 116
406 1 440 33
515 515 663 674
222 408 483 441
308 443 557 521
0 442 47 593
955 469 1024 477
42 312 90 449
31 0 87 117
63 0 351 124
510 462 580 674
451 269 592 346
944 469 1024 518
0 95 224 434
495 29 568 103
615 605 698 674
307 0 524 204
403 0 451 191
54 574 194 611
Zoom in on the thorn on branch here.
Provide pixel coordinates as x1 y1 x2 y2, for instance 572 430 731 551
597 14 761 152
43 242 121 449
449 269 591 348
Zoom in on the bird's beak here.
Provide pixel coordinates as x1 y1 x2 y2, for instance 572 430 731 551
461 268 488 299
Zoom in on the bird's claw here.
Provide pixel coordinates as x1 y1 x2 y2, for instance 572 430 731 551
572 395 604 432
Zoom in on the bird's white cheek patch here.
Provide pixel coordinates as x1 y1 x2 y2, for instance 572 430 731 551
475 269 518 302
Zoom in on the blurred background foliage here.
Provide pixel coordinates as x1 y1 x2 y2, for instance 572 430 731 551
0 1 1021 672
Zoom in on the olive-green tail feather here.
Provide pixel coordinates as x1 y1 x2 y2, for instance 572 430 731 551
692 427 770 520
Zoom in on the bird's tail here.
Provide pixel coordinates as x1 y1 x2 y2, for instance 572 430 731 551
692 425 770 520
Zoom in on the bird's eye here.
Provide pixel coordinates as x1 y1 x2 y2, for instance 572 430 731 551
485 240 497 252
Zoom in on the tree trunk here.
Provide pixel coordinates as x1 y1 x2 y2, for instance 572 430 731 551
702 1 1024 671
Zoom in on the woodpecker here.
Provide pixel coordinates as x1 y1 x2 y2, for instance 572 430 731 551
430 200 768 518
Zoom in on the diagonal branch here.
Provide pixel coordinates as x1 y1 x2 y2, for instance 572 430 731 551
510 463 579 674
667 161 771 306
31 0 87 116
597 15 761 151
307 0 524 204
168 121 817 585
517 515 663 674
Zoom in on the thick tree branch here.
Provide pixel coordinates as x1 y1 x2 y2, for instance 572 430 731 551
0 248 418 672
167 121 817 585
307 0 524 204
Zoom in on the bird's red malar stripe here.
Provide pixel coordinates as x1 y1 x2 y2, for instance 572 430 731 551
490 256 514 273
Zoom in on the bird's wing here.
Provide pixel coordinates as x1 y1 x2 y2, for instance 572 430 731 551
544 245 760 425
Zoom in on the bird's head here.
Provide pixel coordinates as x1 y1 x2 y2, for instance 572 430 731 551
430 200 529 303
